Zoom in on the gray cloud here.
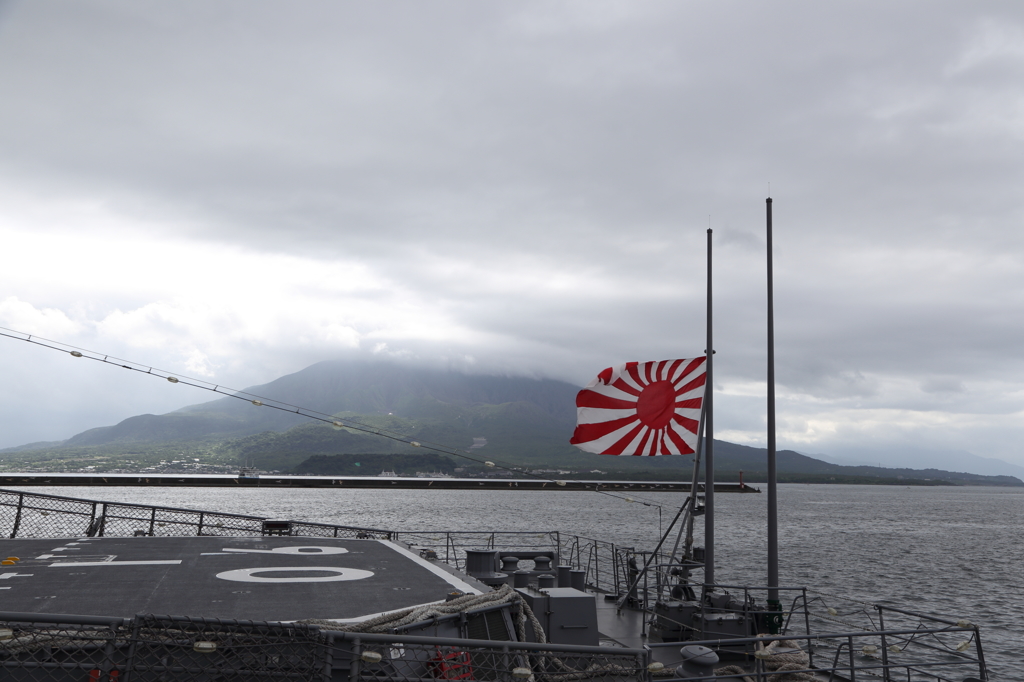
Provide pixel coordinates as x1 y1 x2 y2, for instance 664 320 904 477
1 1 1023 468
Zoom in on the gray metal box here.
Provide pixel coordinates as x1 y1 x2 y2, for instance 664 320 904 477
698 612 751 640
654 600 699 639
516 587 598 647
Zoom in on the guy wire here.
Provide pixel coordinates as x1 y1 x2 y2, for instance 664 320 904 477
0 325 675 508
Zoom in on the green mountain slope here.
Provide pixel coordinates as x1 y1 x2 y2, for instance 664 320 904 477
2 359 1020 486
56 360 579 448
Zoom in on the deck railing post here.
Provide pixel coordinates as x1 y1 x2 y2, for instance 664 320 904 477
149 508 157 536
10 493 24 538
322 632 335 682
847 635 856 682
973 625 989 681
349 637 362 682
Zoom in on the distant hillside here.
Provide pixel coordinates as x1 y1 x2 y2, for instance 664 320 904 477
2 359 1020 487
55 360 578 448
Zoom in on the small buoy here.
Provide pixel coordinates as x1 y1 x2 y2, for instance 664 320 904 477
861 645 878 655
512 668 532 680
888 645 901 653
360 651 383 663
251 400 263 406
332 421 344 430
957 619 972 628
70 350 83 357
647 662 665 672
827 607 838 616
167 377 179 383
5 557 19 562
555 480 567 487
485 461 495 468
956 641 972 652
193 641 217 653
410 441 421 447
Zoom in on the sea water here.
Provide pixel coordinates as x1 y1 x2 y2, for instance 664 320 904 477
10 483 1022 679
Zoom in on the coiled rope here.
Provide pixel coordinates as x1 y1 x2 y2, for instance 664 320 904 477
302 584 635 681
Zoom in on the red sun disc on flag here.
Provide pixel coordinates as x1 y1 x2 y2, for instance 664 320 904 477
569 358 706 456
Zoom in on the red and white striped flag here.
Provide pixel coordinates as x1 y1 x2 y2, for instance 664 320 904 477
570 358 706 456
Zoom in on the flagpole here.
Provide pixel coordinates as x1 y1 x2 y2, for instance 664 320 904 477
766 197 779 616
667 398 706 565
704 227 715 587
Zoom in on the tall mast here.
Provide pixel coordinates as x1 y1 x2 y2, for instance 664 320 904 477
766 198 779 607
704 227 715 586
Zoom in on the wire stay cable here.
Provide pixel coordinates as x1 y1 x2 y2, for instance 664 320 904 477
0 325 680 508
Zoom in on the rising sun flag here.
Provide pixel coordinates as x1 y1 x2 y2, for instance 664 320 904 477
570 358 707 456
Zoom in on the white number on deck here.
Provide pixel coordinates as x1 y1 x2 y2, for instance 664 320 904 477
222 546 349 555
216 567 373 583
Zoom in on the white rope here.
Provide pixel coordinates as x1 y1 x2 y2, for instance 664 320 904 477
302 584 635 681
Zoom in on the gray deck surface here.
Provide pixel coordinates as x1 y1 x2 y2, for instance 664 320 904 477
0 536 477 621
594 595 648 649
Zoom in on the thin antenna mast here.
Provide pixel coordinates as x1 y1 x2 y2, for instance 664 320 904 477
766 197 780 624
704 227 715 587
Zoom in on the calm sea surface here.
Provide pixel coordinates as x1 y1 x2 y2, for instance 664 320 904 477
11 484 1022 679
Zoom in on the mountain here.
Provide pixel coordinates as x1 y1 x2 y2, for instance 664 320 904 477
58 360 579 447
2 359 1021 486
811 448 1024 479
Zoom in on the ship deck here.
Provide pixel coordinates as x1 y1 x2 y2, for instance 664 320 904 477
0 535 481 622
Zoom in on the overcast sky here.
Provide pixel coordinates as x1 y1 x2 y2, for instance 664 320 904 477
1 1 1023 471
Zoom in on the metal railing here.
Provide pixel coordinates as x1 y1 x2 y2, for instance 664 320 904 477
2 488 628 593
395 530 628 596
1 488 389 540
0 612 649 682
648 623 987 682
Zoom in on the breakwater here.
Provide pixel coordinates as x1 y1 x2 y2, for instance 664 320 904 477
0 473 757 492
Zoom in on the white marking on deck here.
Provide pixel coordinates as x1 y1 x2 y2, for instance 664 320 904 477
48 560 183 567
0 572 33 579
377 539 482 595
222 546 349 555
216 566 373 583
